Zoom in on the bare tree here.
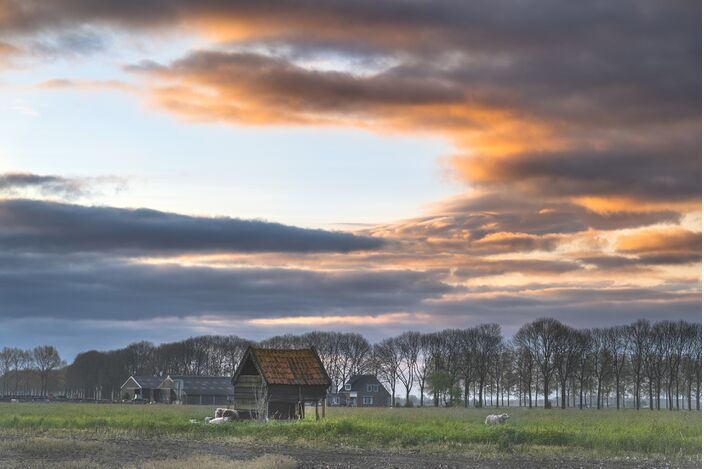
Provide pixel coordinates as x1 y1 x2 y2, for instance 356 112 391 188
396 331 421 406
514 318 567 408
414 334 434 407
591 329 612 409
475 324 502 407
33 346 64 396
374 338 402 406
628 320 651 409
605 326 630 409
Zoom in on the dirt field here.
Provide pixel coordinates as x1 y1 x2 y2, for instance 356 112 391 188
0 431 698 469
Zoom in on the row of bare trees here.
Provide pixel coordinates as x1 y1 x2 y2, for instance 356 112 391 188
6 319 699 409
0 346 64 396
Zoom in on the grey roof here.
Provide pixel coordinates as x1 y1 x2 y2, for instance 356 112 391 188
339 374 388 393
347 375 374 386
126 376 163 389
162 375 233 396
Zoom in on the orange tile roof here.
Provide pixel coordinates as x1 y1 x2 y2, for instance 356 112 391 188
251 347 331 386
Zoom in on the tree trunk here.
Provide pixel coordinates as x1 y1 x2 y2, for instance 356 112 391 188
561 381 567 409
696 378 701 411
478 378 485 408
543 378 550 409
596 381 602 410
676 378 680 410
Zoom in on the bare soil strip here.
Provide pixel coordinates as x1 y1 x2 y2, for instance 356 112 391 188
0 432 698 469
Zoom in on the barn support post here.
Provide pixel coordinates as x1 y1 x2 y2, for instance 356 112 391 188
298 385 304 420
315 400 320 421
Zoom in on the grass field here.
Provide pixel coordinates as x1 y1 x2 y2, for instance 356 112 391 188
0 403 700 460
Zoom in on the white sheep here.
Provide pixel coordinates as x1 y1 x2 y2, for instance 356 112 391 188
484 413 510 425
207 416 231 425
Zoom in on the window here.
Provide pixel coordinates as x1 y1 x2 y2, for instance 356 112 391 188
331 397 338 405
367 384 380 392
363 396 373 405
344 383 351 391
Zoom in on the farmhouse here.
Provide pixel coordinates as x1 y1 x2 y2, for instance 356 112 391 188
158 375 233 405
328 374 392 407
120 375 163 402
231 347 331 420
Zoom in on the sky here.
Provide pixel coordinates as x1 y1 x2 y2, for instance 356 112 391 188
0 0 701 360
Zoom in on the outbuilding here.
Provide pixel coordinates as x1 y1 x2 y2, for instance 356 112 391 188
231 347 331 420
120 375 163 402
158 375 234 405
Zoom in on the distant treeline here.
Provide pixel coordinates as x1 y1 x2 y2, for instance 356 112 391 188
1 319 700 410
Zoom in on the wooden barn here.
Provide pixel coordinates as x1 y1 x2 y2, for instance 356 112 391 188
231 347 331 420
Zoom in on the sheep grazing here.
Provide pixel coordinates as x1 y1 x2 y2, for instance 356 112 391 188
485 413 510 425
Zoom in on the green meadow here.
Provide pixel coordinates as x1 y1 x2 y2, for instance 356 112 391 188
0 403 699 459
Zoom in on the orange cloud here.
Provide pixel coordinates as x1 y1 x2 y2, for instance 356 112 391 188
616 228 701 255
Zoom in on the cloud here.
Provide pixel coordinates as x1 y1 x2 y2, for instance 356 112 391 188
615 227 702 264
455 142 702 203
0 172 127 199
0 172 86 197
0 252 451 320
0 198 384 254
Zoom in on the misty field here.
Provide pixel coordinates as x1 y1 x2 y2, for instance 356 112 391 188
0 403 700 461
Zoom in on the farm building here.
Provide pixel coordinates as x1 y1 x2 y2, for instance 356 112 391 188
120 375 163 402
158 375 233 405
231 347 331 420
327 374 392 407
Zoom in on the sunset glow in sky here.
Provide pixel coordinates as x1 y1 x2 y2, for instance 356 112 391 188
0 0 700 358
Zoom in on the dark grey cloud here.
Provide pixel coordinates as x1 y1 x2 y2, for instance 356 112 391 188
466 143 702 201
0 172 86 197
0 198 383 254
0 253 452 320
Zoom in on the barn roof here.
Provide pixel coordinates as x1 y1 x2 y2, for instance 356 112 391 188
236 347 331 386
121 375 163 389
160 376 233 396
